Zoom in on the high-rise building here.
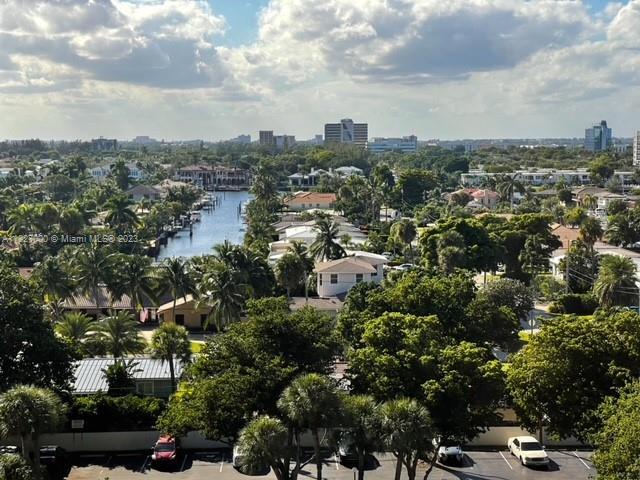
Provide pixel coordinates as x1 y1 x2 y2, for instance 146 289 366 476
91 137 118 151
259 130 274 146
584 120 612 152
324 118 368 147
368 135 418 154
634 130 640 166
274 135 296 151
229 134 251 144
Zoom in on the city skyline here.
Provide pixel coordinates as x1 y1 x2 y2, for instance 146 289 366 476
1 0 639 140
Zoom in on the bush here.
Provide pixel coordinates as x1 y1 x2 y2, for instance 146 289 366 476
0 453 33 480
549 293 598 315
69 394 166 432
532 275 566 302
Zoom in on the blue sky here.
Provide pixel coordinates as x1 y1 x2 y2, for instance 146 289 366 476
208 0 268 46
0 0 639 140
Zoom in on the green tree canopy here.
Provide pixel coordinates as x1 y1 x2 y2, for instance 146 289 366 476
507 311 640 441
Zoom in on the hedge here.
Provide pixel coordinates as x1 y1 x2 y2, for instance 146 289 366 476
69 394 166 432
548 293 598 315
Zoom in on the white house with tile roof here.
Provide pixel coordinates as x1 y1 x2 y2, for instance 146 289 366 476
314 253 389 297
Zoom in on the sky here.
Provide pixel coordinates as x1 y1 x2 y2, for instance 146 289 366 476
0 0 639 141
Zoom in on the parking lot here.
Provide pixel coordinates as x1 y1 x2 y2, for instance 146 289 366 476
66 449 596 480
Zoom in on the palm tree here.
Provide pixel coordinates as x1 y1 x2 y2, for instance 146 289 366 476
582 194 597 211
0 386 66 477
104 194 139 231
278 374 343 480
580 217 603 250
55 312 99 357
97 311 146 358
341 395 381 480
110 159 130 190
157 257 196 322
275 253 305 298
58 206 85 234
6 204 38 235
198 263 245 331
112 254 158 321
594 255 638 308
73 244 116 312
379 398 434 480
496 174 525 207
390 219 417 262
149 323 191 393
310 218 346 261
237 416 298 480
32 256 74 304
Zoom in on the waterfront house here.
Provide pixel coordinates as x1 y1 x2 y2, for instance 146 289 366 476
176 165 250 189
126 184 162 202
283 192 337 211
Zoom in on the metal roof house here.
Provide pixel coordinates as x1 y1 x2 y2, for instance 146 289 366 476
73 357 185 398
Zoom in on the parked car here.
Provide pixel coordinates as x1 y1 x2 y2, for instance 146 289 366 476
507 436 549 468
151 435 178 467
393 263 415 272
432 438 464 464
0 446 20 455
39 446 67 466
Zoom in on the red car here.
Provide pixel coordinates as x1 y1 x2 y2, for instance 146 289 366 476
151 435 178 467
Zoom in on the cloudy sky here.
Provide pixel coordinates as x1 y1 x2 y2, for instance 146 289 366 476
1 0 639 141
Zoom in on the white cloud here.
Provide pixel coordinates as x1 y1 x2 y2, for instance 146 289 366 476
1 0 640 139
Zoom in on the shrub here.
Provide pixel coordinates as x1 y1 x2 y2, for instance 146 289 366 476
69 394 166 432
0 453 33 480
549 293 598 315
532 275 566 302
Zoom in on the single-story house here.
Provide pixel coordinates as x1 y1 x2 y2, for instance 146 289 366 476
157 295 211 329
289 296 344 317
314 252 388 297
63 287 136 319
73 357 184 398
283 192 337 211
551 224 582 249
126 184 162 202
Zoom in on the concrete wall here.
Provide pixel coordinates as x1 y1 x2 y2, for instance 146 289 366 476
0 427 586 453
469 427 585 448
0 431 230 453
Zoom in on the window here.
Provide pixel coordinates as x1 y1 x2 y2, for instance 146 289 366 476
136 381 154 396
200 314 208 327
371 270 377 278
175 314 185 326
330 274 338 284
319 274 323 286
355 273 363 283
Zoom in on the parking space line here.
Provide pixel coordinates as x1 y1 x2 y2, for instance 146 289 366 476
98 454 112 476
574 451 591 470
180 453 188 472
499 451 513 470
334 454 340 470
139 455 149 473
219 461 224 472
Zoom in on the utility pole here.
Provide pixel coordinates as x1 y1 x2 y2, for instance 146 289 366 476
565 250 570 294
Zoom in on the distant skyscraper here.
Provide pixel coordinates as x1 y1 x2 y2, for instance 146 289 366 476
274 135 296 151
230 134 251 144
91 137 118 151
259 130 274 147
584 120 612 152
634 130 640 166
324 118 368 147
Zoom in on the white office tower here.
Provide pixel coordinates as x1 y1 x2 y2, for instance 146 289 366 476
634 130 640 166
